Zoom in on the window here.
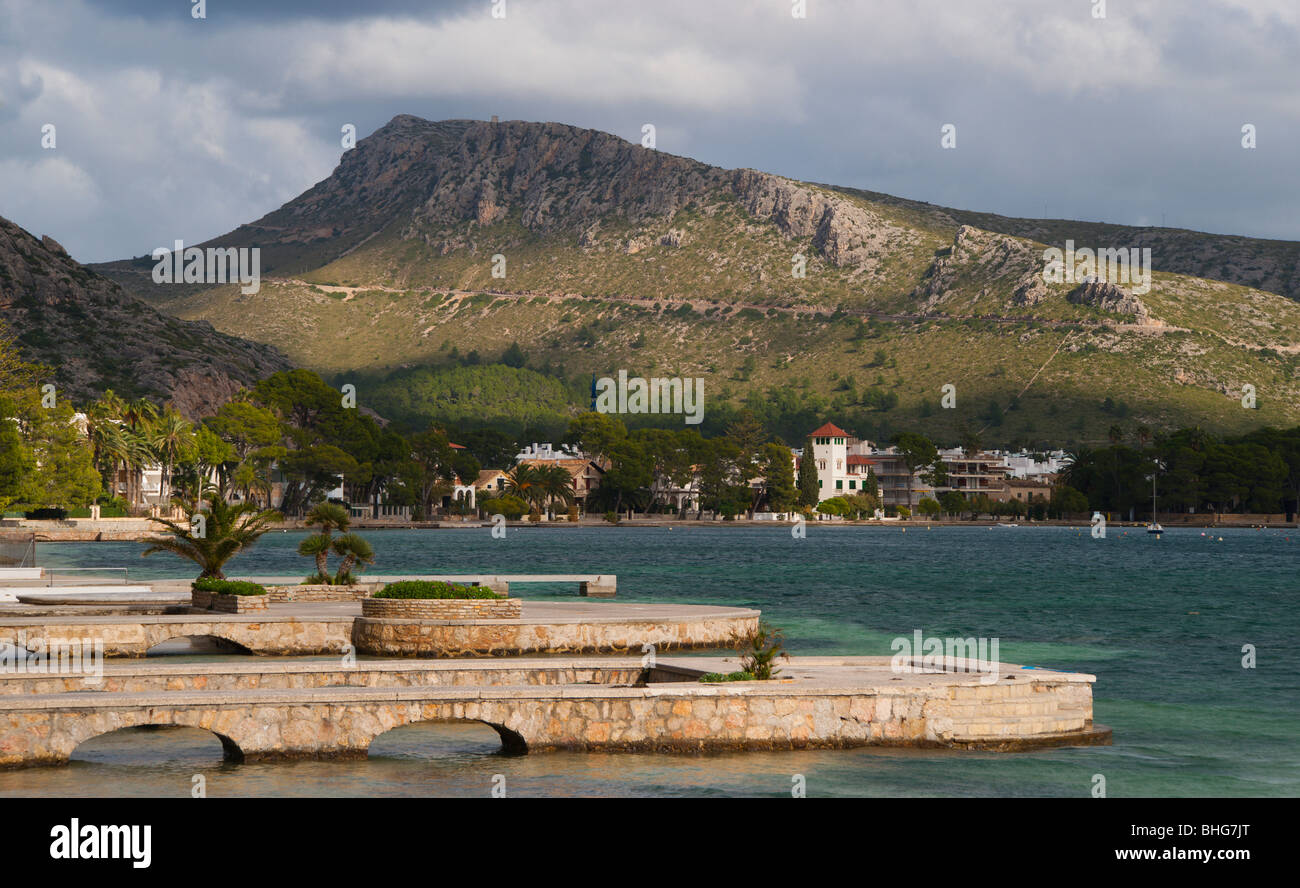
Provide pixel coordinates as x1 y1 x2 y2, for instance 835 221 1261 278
818 480 823 488
836 480 843 490
850 480 856 490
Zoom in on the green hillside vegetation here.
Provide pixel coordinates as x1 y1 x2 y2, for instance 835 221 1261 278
350 363 579 437
90 116 1300 446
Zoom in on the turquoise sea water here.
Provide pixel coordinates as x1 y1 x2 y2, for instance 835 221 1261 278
3 525 1297 797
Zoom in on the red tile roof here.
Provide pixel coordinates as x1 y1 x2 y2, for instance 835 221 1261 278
846 455 875 465
808 422 849 438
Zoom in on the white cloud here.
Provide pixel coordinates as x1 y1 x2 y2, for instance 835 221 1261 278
0 0 1295 260
0 155 103 228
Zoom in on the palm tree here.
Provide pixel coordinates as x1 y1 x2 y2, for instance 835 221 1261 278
142 491 281 579
90 421 130 502
297 502 351 581
331 533 375 583
149 409 193 508
505 464 548 516
538 465 576 518
122 428 154 510
122 398 158 432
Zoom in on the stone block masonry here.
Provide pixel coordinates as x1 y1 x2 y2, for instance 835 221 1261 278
0 613 357 657
0 602 757 658
206 594 268 614
0 657 1108 767
266 584 380 603
361 598 522 620
353 611 757 657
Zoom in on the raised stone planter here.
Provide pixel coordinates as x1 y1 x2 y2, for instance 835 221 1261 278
192 589 268 613
360 597 521 620
266 583 381 603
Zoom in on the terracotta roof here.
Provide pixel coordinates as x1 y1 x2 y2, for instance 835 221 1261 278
808 422 850 438
846 455 875 466
475 469 507 487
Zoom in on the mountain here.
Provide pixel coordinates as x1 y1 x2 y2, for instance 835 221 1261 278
0 215 290 417
92 115 1300 444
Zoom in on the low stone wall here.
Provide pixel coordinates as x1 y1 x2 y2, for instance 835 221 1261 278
208 594 268 614
0 605 757 658
266 584 380 603
0 665 1105 766
353 612 757 657
0 615 355 657
0 661 648 695
191 590 267 613
361 597 521 620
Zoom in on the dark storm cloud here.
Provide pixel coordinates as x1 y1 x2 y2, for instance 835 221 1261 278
1 0 1297 263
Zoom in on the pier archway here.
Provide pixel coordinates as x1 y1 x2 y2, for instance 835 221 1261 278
367 719 528 758
70 721 245 764
145 634 254 656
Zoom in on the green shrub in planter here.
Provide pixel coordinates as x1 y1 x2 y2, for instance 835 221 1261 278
699 671 755 683
192 578 267 596
373 580 501 600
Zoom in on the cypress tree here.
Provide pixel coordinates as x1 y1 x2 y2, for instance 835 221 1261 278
797 438 820 507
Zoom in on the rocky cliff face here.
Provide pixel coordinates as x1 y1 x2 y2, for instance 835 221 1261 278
915 225 1050 311
413 120 722 229
730 169 917 268
150 116 919 278
0 215 290 417
1067 278 1155 324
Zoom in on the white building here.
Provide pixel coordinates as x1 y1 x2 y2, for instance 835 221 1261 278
514 443 585 461
999 451 1072 481
801 423 882 501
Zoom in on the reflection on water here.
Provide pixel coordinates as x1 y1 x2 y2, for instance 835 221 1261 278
0 722 1120 798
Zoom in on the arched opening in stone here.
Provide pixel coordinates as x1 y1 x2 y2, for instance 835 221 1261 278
71 724 245 766
368 720 528 759
145 635 254 657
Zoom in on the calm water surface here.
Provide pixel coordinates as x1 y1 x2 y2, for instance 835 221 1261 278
3 525 1297 797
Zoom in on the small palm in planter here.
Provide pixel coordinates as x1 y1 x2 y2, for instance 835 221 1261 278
297 502 374 584
331 533 375 585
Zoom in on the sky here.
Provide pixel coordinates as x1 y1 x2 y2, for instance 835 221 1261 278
1 0 1297 263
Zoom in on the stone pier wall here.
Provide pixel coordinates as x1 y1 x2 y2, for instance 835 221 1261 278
0 673 1103 767
352 612 756 657
0 617 356 658
0 663 647 695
